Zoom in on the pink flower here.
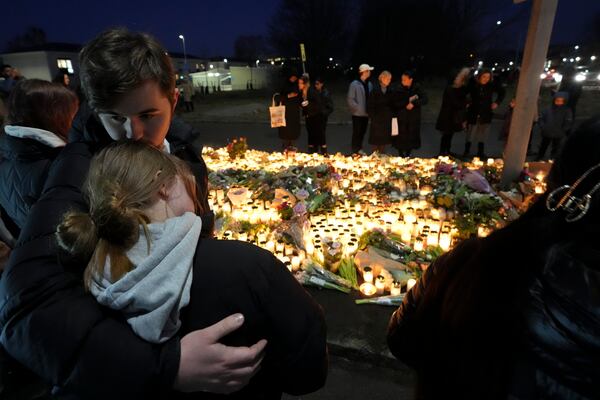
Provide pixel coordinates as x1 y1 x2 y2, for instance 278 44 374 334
293 202 307 216
295 189 309 200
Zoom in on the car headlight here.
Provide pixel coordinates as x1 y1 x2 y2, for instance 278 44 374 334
575 74 586 82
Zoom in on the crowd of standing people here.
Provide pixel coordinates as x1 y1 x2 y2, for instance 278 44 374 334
346 65 429 157
275 61 586 162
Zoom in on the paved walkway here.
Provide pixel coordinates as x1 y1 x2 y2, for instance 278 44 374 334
189 119 536 160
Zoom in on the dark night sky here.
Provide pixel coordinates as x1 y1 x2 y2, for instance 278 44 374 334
2 0 599 57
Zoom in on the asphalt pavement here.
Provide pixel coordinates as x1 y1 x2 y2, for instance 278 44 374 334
189 119 540 160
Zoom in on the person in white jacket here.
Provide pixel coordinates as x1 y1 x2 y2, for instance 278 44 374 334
347 64 374 155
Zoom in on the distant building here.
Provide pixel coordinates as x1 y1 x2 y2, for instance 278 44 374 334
189 63 279 92
0 44 208 84
0 43 81 82
168 51 205 74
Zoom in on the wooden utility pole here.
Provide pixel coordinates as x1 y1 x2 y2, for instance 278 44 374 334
501 0 559 187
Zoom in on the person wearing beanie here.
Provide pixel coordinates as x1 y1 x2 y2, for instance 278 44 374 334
536 91 573 160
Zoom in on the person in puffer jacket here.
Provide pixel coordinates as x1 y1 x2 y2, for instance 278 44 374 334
387 116 600 400
0 79 78 236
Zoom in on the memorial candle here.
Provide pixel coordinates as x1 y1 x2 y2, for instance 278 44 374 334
390 281 402 296
375 275 386 295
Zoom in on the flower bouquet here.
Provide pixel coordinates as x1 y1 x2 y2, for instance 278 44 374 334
226 137 248 159
297 260 353 293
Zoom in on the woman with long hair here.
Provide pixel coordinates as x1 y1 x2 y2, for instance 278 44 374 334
56 141 328 399
298 74 324 154
435 68 470 156
388 117 600 399
0 79 78 234
464 69 505 159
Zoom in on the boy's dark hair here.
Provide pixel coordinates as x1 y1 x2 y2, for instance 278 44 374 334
7 79 79 138
79 28 176 110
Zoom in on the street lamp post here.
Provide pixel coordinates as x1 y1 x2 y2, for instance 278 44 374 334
178 34 187 72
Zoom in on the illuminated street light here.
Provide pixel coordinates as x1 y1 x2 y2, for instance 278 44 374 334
509 61 514 66
576 56 581 62
256 60 260 65
574 45 579 50
329 57 333 61
178 35 187 71
591 55 597 61
562 57 567 62
496 20 502 25
224 58 228 63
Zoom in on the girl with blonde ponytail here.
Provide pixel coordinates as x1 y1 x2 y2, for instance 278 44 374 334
56 141 327 398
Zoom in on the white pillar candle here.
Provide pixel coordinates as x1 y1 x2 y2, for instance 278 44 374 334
276 241 285 253
414 237 424 252
363 266 373 283
222 202 231 214
291 256 301 271
305 242 315 255
375 275 386 295
390 281 402 296
439 233 451 251
428 232 439 247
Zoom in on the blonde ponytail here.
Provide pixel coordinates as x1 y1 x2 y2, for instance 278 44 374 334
56 141 201 289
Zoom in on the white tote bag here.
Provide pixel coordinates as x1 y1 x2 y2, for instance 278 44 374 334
270 93 286 128
391 117 399 136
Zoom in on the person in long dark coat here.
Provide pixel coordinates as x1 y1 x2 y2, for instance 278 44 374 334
314 77 333 155
367 71 393 153
387 117 600 400
393 71 428 157
298 75 324 154
435 68 470 156
464 69 506 159
278 72 301 150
